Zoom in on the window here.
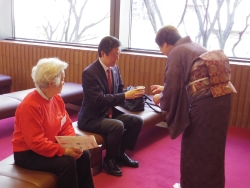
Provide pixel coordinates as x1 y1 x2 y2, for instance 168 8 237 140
14 0 110 45
1 0 249 59
131 0 250 58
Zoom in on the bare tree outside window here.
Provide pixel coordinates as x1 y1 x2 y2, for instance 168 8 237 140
14 0 110 45
131 0 250 58
13 0 250 58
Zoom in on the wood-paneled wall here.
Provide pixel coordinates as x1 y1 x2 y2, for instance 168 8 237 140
230 63 250 129
0 41 99 91
0 40 249 129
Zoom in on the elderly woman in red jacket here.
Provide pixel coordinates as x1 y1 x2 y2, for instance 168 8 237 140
12 58 94 188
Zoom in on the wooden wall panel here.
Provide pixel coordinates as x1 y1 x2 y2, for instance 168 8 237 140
0 40 249 129
229 63 250 128
0 41 98 90
117 53 166 93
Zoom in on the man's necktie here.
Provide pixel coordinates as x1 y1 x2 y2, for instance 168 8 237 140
107 69 113 118
107 69 113 93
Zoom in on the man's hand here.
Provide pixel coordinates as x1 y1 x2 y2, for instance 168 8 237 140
124 88 145 99
63 148 83 160
151 85 164 94
153 94 161 105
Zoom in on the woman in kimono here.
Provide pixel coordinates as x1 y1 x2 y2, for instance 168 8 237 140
151 25 236 188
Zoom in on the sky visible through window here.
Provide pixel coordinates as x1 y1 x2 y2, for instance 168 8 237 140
14 0 110 45
131 0 250 58
13 0 250 58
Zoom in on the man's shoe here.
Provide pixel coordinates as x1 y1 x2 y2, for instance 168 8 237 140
116 153 139 168
103 159 122 176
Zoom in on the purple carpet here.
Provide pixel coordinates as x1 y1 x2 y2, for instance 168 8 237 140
0 109 249 188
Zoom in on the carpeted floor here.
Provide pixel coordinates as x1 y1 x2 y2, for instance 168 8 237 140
0 109 250 188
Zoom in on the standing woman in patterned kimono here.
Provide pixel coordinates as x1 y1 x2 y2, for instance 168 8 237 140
151 25 236 188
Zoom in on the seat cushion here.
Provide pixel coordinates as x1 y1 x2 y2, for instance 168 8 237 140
0 74 12 94
0 95 21 119
0 165 57 188
0 156 57 188
3 88 35 101
0 74 12 86
60 82 83 104
3 82 83 105
0 175 40 188
115 105 166 129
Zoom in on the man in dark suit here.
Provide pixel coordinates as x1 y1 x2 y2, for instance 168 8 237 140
78 36 144 176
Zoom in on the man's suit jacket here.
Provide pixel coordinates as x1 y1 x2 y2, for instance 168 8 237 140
78 59 125 133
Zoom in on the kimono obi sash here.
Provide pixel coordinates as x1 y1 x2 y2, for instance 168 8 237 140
187 50 237 97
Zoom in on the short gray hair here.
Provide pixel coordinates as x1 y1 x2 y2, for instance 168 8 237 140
31 58 68 88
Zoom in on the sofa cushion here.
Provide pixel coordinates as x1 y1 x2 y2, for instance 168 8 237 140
0 175 40 188
115 104 167 130
0 74 12 86
0 95 21 119
60 82 83 104
3 88 35 101
3 82 83 105
0 74 12 94
0 156 57 188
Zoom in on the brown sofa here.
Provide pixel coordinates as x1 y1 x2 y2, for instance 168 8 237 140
0 82 83 119
0 74 12 94
0 156 57 188
0 105 166 187
0 82 167 188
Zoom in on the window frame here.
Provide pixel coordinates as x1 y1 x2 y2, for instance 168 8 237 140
0 0 249 62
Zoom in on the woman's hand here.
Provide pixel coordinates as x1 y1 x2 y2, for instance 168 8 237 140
153 94 161 105
63 148 83 160
151 85 164 94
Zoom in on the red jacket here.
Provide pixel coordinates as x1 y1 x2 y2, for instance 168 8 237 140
12 90 75 157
